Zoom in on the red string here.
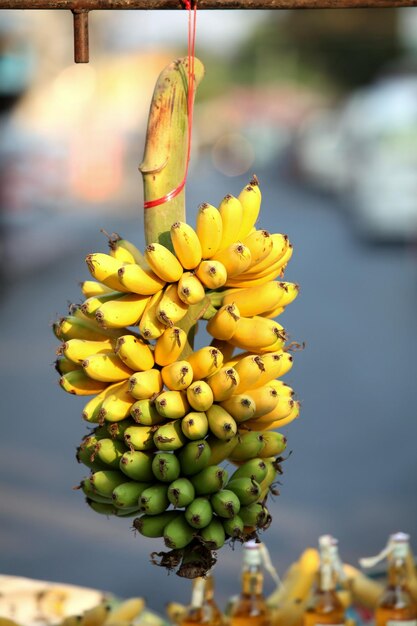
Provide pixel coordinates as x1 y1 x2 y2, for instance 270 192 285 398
144 1 197 210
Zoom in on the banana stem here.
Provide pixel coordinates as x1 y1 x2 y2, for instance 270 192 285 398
140 57 204 250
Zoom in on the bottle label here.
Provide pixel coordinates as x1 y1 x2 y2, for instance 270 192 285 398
387 621 417 626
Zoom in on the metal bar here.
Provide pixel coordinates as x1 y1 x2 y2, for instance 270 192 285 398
0 0 416 8
73 10 89 62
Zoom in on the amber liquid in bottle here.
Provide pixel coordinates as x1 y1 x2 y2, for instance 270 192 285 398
180 575 225 626
375 554 417 626
304 560 345 626
229 566 272 626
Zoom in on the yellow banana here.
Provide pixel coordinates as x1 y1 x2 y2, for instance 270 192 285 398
82 380 127 423
268 548 320 607
156 283 188 326
230 354 265 393
59 370 108 395
154 326 187 366
81 292 125 318
212 242 252 278
117 263 166 296
219 394 256 423
95 293 150 329
246 384 280 418
206 303 240 341
80 280 114 298
186 346 224 380
115 335 154 371
144 243 183 282
225 243 293 288
86 253 129 292
243 233 289 277
104 597 145 624
249 351 293 388
195 260 228 289
269 379 295 397
342 563 384 609
276 281 300 308
210 338 235 363
237 175 262 239
264 305 285 319
61 338 113 364
206 366 240 401
139 290 166 340
83 353 133 382
230 317 286 352
107 232 145 265
196 202 223 259
218 194 243 250
252 394 294 423
242 229 273 269
177 272 206 305
129 368 163 400
161 360 194 391
55 356 81 375
186 380 214 411
54 314 120 342
253 400 300 430
222 281 287 317
165 602 187 625
79 603 110 626
170 221 202 270
155 390 190 419
206 404 237 440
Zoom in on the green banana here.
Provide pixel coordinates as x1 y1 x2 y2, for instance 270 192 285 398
80 478 112 504
89 470 127 498
181 412 209 440
228 431 265 462
112 481 152 509
206 435 239 465
130 399 164 426
190 466 228 495
139 483 170 515
76 437 107 471
222 515 244 538
133 511 180 538
211 489 241 519
86 499 116 516
185 497 213 529
227 477 262 505
124 425 155 451
151 452 181 483
153 420 187 451
230 458 268 483
106 419 135 441
258 431 287 457
164 513 195 549
178 439 211 476
95 438 126 469
239 503 270 528
119 450 154 482
199 517 226 549
167 478 196 508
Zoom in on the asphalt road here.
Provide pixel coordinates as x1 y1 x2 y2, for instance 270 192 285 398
1 161 416 612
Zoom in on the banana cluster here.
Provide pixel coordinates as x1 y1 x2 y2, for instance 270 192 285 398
54 176 300 576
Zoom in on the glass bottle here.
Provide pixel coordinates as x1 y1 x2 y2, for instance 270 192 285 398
229 540 272 626
180 573 225 626
373 533 417 626
304 535 345 626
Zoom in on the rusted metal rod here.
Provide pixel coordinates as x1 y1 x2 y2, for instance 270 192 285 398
0 0 416 7
72 10 89 63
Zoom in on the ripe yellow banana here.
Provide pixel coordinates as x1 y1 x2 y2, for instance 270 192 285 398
177 272 206 305
225 243 293 288
195 260 228 289
60 370 108 395
129 368 163 400
54 314 120 342
105 597 145 623
237 176 262 240
247 384 280 418
139 290 166 340
107 232 145 266
242 229 273 269
222 281 287 317
207 366 240 401
61 338 113 364
96 293 150 329
210 338 235 363
218 194 243 250
249 351 293 388
161 360 193 391
82 380 128 423
80 280 114 298
170 221 202 270
86 253 129 292
156 283 188 326
268 548 320 607
186 380 214 411
268 379 295 397
83 353 133 382
219 394 256 423
342 563 384 609
229 317 285 352
196 202 223 259
253 400 299 430
144 243 183 283
115 335 154 371
229 354 265 393
252 394 294 422
154 326 187 366
55 356 81 375
186 346 224 380
212 242 252 278
206 303 240 341
81 292 125 318
243 233 289 277
99 380 134 423
117 263 166 296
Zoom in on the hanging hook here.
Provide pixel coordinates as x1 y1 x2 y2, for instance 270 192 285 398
72 9 89 63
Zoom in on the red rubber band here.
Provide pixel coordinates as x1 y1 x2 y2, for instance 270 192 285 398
144 0 197 210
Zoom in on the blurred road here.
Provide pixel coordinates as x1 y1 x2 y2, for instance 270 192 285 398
1 161 416 611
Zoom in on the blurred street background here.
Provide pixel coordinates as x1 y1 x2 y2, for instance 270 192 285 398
0 6 417 613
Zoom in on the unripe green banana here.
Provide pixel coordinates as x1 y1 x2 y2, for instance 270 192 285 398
185 497 213 529
199 517 226 549
258 431 287 457
151 452 181 483
228 431 264 462
76 439 107 471
186 381 214 412
164 513 195 549
211 489 241 519
112 481 151 509
95 438 126 469
130 399 164 426
167 477 196 508
230 458 269 483
139 483 170 515
105 419 135 441
258 459 278 500
227 477 262 505
190 466 228 495
222 515 244 538
80 478 113 503
206 405 237 441
119 450 154 482
178 439 211 476
86 499 116 516
89 470 127 498
181 411 209 440
239 503 270 528
206 435 239 465
133 511 180 538
153 420 187 451
124 425 155 451
155 390 190 420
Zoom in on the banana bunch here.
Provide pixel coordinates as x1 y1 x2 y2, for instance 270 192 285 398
54 176 301 577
